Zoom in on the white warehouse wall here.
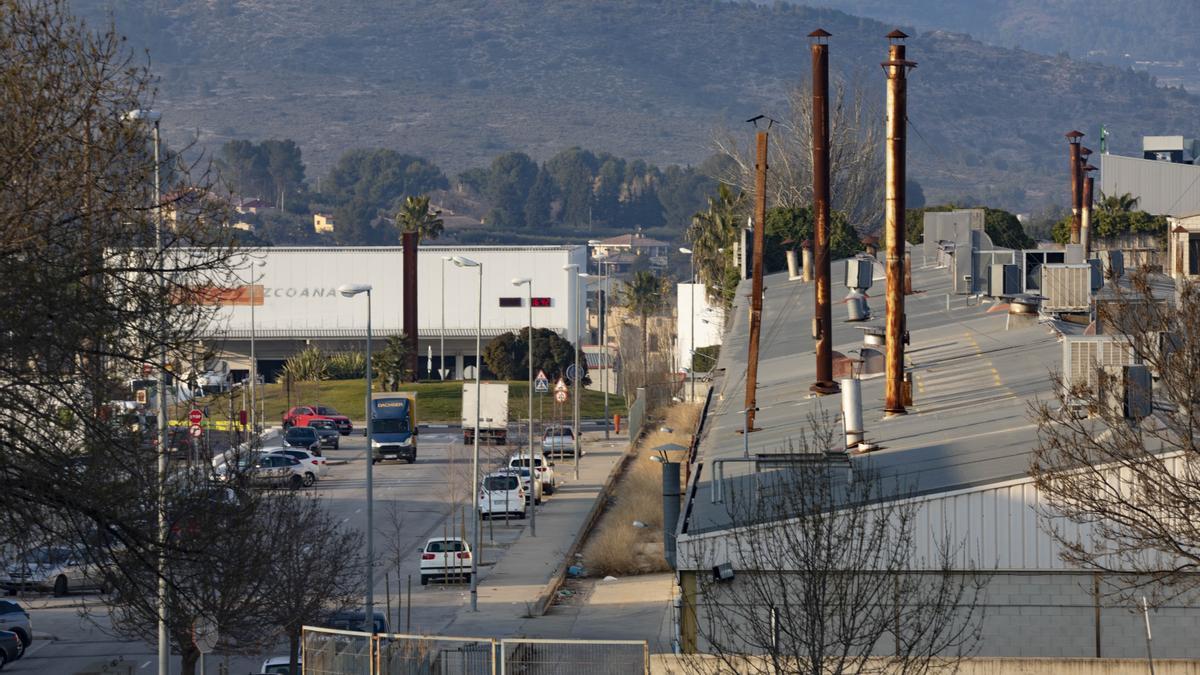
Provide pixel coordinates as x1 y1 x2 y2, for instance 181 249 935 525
676 282 723 371
209 246 588 343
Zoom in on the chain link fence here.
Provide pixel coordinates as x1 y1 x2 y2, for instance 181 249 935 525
377 634 496 675
301 628 648 675
500 638 649 675
303 627 375 675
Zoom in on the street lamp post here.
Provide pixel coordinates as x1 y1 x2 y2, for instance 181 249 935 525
124 107 168 675
451 256 482 610
512 277 536 536
440 256 450 380
679 248 695 403
563 264 581 481
337 283 374 628
245 259 265 435
602 261 611 440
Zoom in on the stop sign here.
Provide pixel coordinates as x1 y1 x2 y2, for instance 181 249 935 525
189 409 203 425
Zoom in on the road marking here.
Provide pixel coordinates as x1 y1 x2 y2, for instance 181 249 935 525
140 661 152 669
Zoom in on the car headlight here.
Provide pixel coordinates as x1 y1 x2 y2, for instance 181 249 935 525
370 440 381 448
399 437 412 446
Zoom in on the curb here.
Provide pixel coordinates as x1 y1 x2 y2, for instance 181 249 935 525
532 439 636 616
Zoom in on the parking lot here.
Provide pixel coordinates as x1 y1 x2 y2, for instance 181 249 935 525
8 422 600 673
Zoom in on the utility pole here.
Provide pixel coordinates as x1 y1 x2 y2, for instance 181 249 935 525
744 127 768 432
883 30 915 416
810 28 839 396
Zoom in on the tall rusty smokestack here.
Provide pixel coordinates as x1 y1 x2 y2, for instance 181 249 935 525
402 230 419 381
1066 131 1084 245
744 130 768 432
883 30 914 416
1082 164 1096 257
810 29 838 396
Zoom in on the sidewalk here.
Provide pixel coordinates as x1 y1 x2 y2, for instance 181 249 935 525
440 430 631 637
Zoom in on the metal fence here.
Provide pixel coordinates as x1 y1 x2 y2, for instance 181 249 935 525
627 386 647 450
378 634 496 675
500 639 648 675
303 627 374 675
301 628 648 675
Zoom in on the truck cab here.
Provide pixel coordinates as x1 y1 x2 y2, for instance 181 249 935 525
370 393 417 464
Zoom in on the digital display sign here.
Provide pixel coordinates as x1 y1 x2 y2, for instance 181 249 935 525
531 297 552 307
498 297 522 307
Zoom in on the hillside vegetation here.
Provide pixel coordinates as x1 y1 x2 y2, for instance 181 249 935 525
78 0 1200 213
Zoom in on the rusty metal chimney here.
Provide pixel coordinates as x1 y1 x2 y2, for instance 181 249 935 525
1066 131 1084 245
801 239 813 282
744 130 768 431
402 230 419 381
1081 164 1096 257
883 30 915 416
810 29 838 395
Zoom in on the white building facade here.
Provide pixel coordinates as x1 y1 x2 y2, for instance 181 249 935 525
203 245 588 380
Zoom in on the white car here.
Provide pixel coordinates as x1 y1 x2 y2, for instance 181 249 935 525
217 452 309 489
508 452 556 495
478 472 526 520
419 537 472 585
268 448 328 479
541 425 576 457
0 546 102 596
497 467 542 506
261 655 300 674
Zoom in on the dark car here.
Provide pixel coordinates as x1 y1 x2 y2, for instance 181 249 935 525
0 629 22 665
0 601 30 654
323 610 389 634
312 406 353 435
305 418 340 449
282 426 320 453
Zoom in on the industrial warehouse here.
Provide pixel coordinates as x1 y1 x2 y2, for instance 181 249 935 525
201 245 588 382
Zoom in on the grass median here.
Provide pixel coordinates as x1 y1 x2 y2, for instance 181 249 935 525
179 378 626 425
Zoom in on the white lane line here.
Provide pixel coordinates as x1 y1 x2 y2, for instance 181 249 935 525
140 661 152 669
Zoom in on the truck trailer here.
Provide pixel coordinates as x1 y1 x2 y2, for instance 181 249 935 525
461 382 509 445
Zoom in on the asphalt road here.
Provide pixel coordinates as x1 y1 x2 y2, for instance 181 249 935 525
11 425 556 673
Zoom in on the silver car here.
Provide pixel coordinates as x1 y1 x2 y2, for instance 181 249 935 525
0 547 102 596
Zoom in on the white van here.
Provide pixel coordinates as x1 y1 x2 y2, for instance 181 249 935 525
478 472 526 520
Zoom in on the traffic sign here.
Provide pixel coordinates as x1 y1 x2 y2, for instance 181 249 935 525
190 424 203 438
555 390 568 404
142 363 153 376
189 409 203 425
534 369 550 393
135 389 147 405
565 364 579 382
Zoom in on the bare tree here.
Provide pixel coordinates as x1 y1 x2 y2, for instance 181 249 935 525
1 0 245 618
683 416 984 674
712 78 883 231
1031 270 1200 604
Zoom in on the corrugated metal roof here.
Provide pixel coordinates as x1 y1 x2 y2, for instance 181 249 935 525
1100 153 1200 217
682 259 1068 537
207 327 561 340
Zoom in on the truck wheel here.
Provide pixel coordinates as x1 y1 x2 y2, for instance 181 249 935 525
333 439 339 449
406 457 415 464
53 574 68 597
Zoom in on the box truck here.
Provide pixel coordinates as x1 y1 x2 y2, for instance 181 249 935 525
370 392 416 463
461 383 509 445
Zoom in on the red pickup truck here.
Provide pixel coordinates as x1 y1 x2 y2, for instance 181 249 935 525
282 405 353 435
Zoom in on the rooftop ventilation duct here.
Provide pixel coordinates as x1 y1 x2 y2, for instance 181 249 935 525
1098 364 1152 419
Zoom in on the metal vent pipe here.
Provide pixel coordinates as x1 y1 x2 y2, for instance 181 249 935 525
1082 165 1096 257
402 231 419 380
810 28 839 395
841 377 863 448
1066 131 1084 245
883 30 914 416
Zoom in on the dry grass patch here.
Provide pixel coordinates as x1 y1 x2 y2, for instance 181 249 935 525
581 402 700 577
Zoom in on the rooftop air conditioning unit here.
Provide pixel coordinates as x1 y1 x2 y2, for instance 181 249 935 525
988 263 1020 297
1098 364 1152 419
1042 264 1093 312
844 258 873 291
1063 336 1139 392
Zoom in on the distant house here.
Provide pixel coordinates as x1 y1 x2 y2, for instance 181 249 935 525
232 220 256 233
313 213 335 233
590 232 671 261
1167 213 1200 279
237 198 271 215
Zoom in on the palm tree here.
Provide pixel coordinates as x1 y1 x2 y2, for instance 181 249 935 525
621 270 666 389
1097 191 1139 217
372 335 413 391
394 195 444 242
687 183 745 306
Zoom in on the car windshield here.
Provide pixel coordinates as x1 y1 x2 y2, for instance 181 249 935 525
286 428 317 441
374 418 408 434
315 407 341 416
484 476 518 491
22 547 69 565
510 457 544 468
310 420 334 429
426 540 464 553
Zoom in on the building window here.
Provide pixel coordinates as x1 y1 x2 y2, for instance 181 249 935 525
1189 235 1200 275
